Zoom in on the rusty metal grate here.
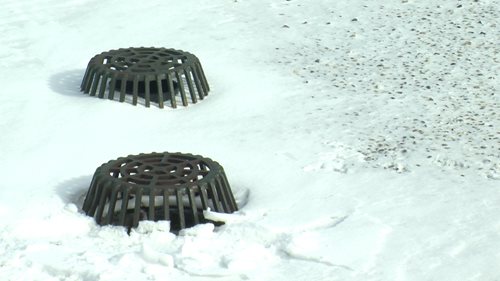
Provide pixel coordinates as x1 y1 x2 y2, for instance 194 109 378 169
82 152 237 233
80 47 210 108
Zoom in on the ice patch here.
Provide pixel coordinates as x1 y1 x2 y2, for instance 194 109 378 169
12 205 93 240
282 213 393 272
304 142 366 173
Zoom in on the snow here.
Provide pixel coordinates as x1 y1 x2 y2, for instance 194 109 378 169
0 0 499 280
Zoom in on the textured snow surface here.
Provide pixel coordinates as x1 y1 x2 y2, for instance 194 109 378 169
0 0 499 280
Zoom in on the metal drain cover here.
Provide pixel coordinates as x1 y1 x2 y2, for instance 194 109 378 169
81 47 210 108
82 152 238 233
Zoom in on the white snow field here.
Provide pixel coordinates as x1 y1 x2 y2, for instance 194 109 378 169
0 0 499 280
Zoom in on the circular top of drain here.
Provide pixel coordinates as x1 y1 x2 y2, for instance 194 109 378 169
97 152 222 190
88 47 199 76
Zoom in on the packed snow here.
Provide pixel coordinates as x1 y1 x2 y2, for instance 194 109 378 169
0 0 499 280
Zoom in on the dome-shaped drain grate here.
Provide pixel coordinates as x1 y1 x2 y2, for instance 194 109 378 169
82 152 237 233
80 47 209 108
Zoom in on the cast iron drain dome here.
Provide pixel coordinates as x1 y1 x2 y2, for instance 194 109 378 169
82 152 237 233
80 47 209 108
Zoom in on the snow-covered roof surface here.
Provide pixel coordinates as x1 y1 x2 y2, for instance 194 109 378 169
0 0 498 280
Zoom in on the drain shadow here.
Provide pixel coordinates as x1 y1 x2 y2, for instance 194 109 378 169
49 69 86 97
55 175 92 211
234 187 250 209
